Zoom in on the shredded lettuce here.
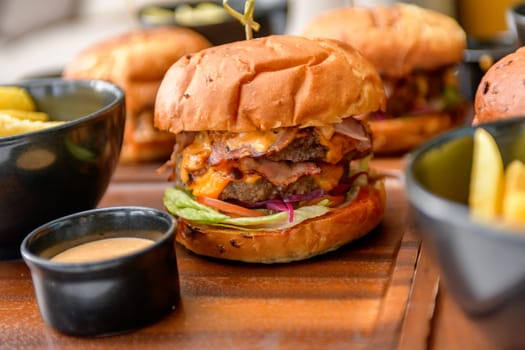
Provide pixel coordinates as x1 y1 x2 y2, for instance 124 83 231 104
349 154 372 188
163 187 330 232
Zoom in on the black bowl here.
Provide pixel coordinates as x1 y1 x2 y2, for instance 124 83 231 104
0 79 125 260
138 0 287 45
458 36 517 101
508 3 525 46
405 116 525 348
20 206 179 337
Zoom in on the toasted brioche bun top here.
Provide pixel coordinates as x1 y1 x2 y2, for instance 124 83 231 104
63 27 211 114
154 35 386 134
474 47 525 125
302 3 466 77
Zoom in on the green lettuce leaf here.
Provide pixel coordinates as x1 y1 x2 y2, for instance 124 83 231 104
163 187 330 232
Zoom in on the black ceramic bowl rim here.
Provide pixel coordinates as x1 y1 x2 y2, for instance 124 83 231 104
0 78 124 143
463 37 517 62
511 3 525 17
20 206 176 272
405 116 525 243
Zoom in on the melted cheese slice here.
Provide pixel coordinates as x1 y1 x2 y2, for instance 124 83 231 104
225 130 278 154
188 166 261 198
316 130 349 164
188 167 230 198
180 132 211 183
313 164 344 191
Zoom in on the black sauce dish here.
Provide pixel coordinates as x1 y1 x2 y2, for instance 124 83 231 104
20 206 179 337
405 116 525 349
0 79 125 260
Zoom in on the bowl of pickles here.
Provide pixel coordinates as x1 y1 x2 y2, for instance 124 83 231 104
0 79 125 260
405 116 525 349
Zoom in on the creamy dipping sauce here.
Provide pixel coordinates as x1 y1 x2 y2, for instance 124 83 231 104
51 237 155 263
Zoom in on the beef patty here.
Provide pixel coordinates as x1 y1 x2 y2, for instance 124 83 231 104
219 176 321 203
266 132 327 162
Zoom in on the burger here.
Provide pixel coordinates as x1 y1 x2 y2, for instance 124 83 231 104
63 27 211 163
155 35 387 263
474 47 525 125
302 3 467 154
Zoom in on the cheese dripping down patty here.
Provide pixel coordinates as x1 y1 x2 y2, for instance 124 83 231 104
170 117 372 200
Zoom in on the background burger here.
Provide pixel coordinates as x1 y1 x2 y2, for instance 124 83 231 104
63 27 211 163
302 3 467 154
474 47 525 125
155 35 387 263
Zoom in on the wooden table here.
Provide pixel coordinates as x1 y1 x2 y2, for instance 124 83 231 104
0 158 497 349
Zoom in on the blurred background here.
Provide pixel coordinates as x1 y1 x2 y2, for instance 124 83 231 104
0 0 523 90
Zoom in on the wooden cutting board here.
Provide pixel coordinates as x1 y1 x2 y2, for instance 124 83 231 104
1 157 424 349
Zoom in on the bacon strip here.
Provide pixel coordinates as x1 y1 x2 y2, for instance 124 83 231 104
208 128 297 165
334 118 371 152
334 118 369 142
239 158 320 186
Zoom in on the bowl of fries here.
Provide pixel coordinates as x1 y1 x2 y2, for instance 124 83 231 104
405 115 525 349
0 79 125 260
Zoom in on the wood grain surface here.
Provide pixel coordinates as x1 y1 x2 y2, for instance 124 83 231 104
0 158 495 349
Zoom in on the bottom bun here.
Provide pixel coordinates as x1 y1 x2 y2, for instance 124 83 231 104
175 180 386 263
370 112 464 155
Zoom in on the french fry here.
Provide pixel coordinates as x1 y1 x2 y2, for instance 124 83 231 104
0 113 63 137
502 160 525 224
0 87 36 111
469 128 504 222
0 87 61 137
0 109 49 122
